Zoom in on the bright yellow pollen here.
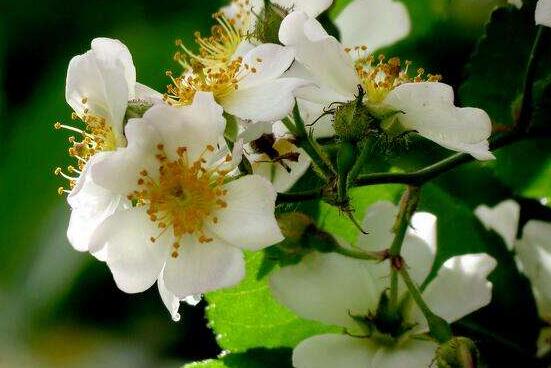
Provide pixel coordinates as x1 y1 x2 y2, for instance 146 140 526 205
165 11 262 106
348 46 442 104
54 99 118 194
128 144 229 257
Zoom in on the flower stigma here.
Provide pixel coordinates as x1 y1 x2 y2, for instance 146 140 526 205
54 97 119 195
128 144 232 257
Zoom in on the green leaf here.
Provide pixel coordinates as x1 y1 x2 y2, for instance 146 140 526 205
459 1 543 126
205 252 338 352
319 185 402 242
183 348 293 368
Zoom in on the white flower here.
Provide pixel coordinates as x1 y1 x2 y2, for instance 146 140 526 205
239 121 311 192
271 201 496 368
57 38 160 255
221 0 332 34
536 0 551 27
475 200 551 356
279 11 495 160
167 14 308 122
88 92 283 319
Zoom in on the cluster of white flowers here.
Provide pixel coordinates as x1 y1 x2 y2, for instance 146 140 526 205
476 199 551 357
52 0 550 365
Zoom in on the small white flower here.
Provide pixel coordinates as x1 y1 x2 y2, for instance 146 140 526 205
475 200 551 356
279 11 494 160
536 0 551 27
57 38 160 255
89 92 283 319
167 14 308 122
271 201 496 368
221 0 333 34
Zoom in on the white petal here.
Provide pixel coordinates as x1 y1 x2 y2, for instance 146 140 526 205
356 201 397 251
91 207 171 294
279 12 360 99
67 153 127 252
475 199 520 250
270 252 383 329
407 254 497 332
221 77 310 122
297 98 336 138
536 0 551 27
158 268 183 322
402 212 438 285
239 44 295 89
163 238 245 298
91 118 161 195
238 121 274 143
66 38 135 141
274 0 333 17
207 175 283 250
158 268 201 322
515 220 551 320
336 0 411 52
508 0 523 8
91 38 136 95
293 334 377 368
384 82 494 160
252 141 311 193
134 82 163 104
372 338 438 368
355 201 436 289
145 92 225 162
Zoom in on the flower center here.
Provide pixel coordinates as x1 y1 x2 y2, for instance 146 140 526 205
346 47 442 104
128 144 230 257
54 97 119 195
165 12 261 106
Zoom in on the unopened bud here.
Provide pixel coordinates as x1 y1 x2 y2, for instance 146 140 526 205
125 100 154 123
333 87 379 142
253 1 288 44
435 337 480 368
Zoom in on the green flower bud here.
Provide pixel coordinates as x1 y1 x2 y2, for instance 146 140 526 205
333 88 379 143
435 337 480 368
253 1 288 44
125 99 154 124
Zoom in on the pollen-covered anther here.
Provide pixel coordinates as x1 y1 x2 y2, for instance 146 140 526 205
129 144 231 252
349 47 442 104
165 9 266 106
54 97 118 193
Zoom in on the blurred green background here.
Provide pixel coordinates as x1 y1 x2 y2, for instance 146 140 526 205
0 0 530 367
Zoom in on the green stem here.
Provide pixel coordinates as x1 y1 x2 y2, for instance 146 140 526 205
276 188 324 204
291 104 336 180
400 267 452 343
389 186 421 257
333 245 386 261
347 139 373 186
